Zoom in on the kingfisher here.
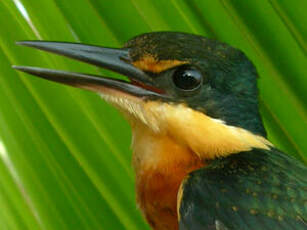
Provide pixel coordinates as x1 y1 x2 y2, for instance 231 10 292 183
13 32 307 230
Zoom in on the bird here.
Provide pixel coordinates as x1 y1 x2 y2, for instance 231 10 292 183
13 32 307 230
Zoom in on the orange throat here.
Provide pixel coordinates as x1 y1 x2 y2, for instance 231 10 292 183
131 124 205 230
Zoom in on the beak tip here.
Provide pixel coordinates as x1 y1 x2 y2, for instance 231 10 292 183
12 65 20 70
16 41 27 46
16 40 41 48
12 65 32 74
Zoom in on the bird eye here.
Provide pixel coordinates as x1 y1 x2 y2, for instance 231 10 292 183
172 65 202 91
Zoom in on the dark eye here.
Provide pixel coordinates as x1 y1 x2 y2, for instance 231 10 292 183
172 65 203 91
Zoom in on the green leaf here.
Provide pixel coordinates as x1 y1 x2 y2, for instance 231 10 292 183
0 0 306 229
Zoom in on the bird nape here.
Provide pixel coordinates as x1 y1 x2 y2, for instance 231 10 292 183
13 32 307 230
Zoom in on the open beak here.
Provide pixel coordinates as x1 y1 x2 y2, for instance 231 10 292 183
13 41 165 98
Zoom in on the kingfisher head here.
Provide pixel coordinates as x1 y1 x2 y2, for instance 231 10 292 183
14 32 271 160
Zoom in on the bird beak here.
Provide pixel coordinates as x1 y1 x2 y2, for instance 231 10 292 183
13 41 165 98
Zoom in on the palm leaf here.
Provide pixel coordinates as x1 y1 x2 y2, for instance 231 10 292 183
0 0 306 229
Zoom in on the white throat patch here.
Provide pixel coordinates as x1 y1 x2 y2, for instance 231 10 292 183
100 90 273 160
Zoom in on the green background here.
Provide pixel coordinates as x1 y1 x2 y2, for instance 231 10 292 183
0 0 306 229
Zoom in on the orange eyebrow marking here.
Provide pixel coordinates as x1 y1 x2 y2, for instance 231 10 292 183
132 54 188 73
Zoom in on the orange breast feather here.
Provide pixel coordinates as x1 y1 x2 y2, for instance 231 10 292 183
132 129 204 230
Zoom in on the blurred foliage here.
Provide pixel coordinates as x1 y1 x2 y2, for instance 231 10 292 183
0 0 306 229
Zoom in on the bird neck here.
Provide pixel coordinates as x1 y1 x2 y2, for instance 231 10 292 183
131 123 205 230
